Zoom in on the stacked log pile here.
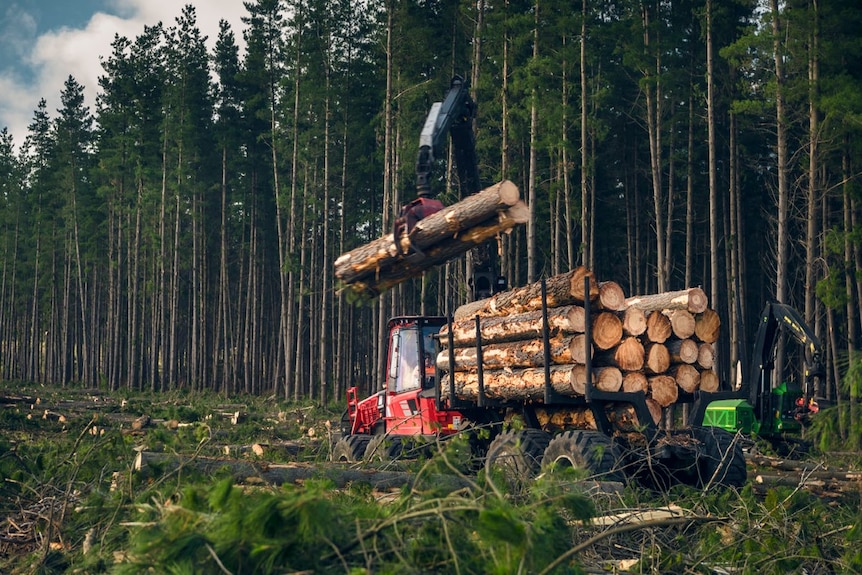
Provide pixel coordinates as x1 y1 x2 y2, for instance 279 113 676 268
438 268 721 426
334 180 528 299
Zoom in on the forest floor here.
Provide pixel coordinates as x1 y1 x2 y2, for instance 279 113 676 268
1 381 861 574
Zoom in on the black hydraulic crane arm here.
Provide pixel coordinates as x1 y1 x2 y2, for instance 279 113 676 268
747 301 825 417
415 75 481 197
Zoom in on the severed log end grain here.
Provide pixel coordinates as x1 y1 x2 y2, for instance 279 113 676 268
622 371 649 394
671 364 701 394
592 311 623 350
697 342 716 369
699 369 720 392
598 281 627 311
644 343 670 375
695 308 721 343
625 287 709 314
569 266 600 303
649 375 679 407
534 406 597 432
621 306 647 337
666 309 696 339
570 333 593 365
645 310 672 343
594 366 623 392
667 338 699 364
613 337 645 372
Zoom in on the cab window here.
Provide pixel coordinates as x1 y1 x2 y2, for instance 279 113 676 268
391 328 420 393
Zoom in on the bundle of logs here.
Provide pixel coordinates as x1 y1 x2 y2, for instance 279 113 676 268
334 180 528 299
436 267 721 426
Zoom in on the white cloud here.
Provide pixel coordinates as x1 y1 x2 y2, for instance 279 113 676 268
0 0 248 150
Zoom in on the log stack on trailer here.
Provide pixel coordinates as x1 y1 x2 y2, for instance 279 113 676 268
437 266 721 429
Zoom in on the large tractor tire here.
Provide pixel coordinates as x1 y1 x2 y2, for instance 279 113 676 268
484 429 550 494
332 434 372 463
363 434 404 462
541 430 625 482
691 426 747 488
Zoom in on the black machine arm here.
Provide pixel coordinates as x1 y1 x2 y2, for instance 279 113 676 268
415 75 481 197
748 302 825 420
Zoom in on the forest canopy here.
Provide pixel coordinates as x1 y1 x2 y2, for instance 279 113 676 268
0 0 860 414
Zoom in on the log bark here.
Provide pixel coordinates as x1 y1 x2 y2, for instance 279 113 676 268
622 371 649 393
649 375 679 407
335 180 520 284
341 203 528 298
444 364 590 401
598 281 627 311
666 309 696 339
666 338 698 364
592 311 623 350
699 369 720 392
694 308 721 343
435 334 582 372
439 305 585 347
644 343 670 375
453 266 598 320
644 311 672 343
624 287 709 313
671 364 701 394
621 307 647 336
697 342 716 369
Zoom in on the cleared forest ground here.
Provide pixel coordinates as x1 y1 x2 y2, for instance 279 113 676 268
1 382 861 574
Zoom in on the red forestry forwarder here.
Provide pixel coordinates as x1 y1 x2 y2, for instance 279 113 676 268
333 77 819 489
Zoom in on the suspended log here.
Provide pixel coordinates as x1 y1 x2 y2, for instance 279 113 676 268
339 202 528 298
671 364 701 394
439 305 585 347
622 371 649 394
699 369 720 392
667 338 699 365
695 309 721 343
624 287 709 314
592 311 623 350
335 180 520 285
697 342 716 369
435 334 581 372
649 375 679 407
594 337 645 372
598 281 627 311
644 311 672 343
666 309 696 339
445 364 589 401
621 306 647 337
453 266 599 320
644 343 671 375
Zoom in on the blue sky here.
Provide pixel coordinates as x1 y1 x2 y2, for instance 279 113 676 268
0 1 247 149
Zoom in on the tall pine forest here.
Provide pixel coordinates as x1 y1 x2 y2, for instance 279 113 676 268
1 1 861 427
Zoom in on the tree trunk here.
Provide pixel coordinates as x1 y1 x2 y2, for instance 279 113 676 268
644 311 672 344
625 288 708 314
454 267 598 320
439 305 585 347
649 374 678 407
436 334 582 372
694 309 721 343
445 364 589 401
